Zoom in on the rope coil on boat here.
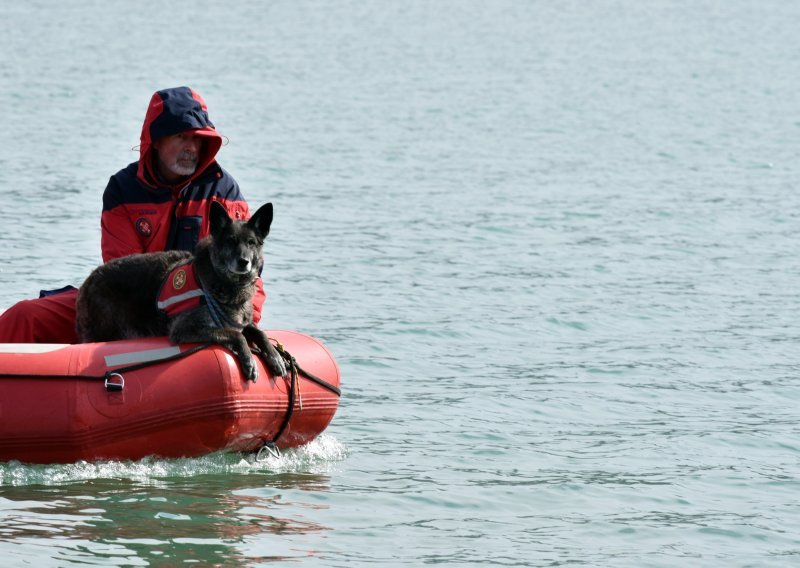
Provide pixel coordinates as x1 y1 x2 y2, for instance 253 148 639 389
252 338 341 460
254 340 301 458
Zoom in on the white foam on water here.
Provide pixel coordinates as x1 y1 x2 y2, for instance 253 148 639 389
0 435 348 486
239 434 349 474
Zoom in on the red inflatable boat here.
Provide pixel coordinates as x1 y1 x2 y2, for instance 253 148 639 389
0 330 340 464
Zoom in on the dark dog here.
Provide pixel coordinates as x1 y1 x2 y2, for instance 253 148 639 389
76 201 287 381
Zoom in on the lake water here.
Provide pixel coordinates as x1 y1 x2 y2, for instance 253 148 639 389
1 0 799 565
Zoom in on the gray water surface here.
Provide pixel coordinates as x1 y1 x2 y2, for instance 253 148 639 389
1 1 799 566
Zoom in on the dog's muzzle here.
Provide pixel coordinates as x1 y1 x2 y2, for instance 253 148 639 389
232 258 252 274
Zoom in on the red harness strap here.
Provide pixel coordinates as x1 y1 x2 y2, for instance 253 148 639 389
157 261 205 318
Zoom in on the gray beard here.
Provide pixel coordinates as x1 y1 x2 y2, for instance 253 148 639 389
170 162 197 176
167 157 198 177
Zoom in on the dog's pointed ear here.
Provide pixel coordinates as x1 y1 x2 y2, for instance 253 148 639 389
209 201 232 237
247 202 274 240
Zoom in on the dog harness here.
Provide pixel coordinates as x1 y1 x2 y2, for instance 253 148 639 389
157 261 205 318
156 261 245 330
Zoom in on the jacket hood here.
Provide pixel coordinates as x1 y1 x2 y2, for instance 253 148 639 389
137 86 223 189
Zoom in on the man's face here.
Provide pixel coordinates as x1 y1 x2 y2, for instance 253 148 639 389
153 132 203 181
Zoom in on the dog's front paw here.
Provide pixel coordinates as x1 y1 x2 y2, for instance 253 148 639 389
241 355 259 382
267 352 288 378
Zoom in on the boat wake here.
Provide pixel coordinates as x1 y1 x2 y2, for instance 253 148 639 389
0 434 348 487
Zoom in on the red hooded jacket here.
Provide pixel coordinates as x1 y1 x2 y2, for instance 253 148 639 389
100 87 265 321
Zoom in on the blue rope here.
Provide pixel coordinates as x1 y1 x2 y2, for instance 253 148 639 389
197 274 244 331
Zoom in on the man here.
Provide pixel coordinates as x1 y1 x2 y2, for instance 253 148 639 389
0 86 265 343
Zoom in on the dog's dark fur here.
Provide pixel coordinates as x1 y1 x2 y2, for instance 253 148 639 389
76 201 286 381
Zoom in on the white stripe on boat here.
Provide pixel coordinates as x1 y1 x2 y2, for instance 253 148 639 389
0 343 69 353
105 346 183 367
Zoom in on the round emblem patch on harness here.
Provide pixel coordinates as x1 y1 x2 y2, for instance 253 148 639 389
135 218 153 237
172 268 187 290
